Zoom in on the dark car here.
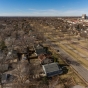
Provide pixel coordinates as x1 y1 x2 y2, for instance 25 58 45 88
57 50 59 52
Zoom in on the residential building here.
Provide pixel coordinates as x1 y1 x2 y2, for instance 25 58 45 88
0 64 11 72
6 50 18 62
42 62 63 77
34 44 47 56
38 54 54 65
1 74 15 84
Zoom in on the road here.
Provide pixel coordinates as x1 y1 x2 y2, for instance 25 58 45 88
45 37 88 83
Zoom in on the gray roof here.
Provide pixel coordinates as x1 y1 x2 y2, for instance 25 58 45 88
34 44 47 55
6 50 18 60
43 63 59 73
1 74 8 81
0 50 4 60
12 50 17 55
1 74 14 84
0 64 9 72
35 49 46 55
42 63 63 77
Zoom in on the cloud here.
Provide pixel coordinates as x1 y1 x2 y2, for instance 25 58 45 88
28 8 88 16
0 8 88 16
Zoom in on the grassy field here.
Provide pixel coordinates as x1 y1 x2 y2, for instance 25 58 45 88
59 44 88 68
69 44 88 57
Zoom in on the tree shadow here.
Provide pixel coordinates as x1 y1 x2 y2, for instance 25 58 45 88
65 58 80 66
61 67 68 74
59 64 69 67
29 56 38 59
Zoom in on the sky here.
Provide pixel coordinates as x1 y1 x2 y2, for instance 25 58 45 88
0 0 88 16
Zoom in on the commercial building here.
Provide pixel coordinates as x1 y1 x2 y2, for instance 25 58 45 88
82 14 86 19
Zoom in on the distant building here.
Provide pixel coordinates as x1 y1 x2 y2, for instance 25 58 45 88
82 14 86 19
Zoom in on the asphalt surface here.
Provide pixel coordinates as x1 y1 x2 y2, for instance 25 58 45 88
45 38 88 83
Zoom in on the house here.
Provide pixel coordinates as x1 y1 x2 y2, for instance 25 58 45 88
38 53 53 65
6 50 18 61
34 44 47 56
38 54 46 62
1 74 15 84
42 62 63 77
0 64 13 72
11 50 18 58
7 50 18 58
0 49 3 61
0 64 10 72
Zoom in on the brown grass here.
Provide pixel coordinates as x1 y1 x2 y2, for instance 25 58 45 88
59 44 88 68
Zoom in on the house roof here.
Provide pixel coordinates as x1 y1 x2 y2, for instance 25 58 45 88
0 50 3 60
42 62 62 77
38 54 46 60
0 64 9 72
34 44 47 55
36 49 46 55
1 74 14 84
6 50 18 60
43 63 59 73
7 50 17 56
12 50 17 55
1 74 7 84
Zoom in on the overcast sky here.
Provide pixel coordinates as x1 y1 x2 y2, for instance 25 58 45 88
0 0 88 16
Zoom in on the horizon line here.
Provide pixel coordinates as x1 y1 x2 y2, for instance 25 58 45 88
0 15 82 17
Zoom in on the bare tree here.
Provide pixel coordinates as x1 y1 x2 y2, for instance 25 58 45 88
11 60 30 88
0 51 7 88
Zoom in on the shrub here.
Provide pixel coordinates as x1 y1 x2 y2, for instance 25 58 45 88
0 41 7 50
